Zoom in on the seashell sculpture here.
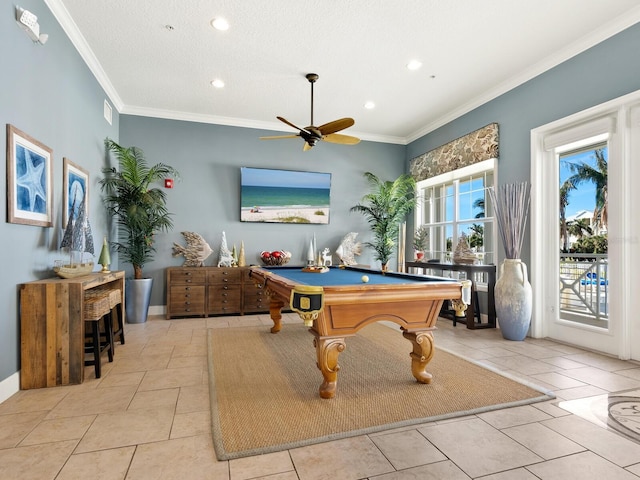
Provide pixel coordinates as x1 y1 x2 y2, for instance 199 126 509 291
335 232 362 266
217 231 235 267
453 233 477 264
172 231 213 267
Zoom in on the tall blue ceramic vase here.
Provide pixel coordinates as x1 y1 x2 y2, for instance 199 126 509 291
495 259 532 341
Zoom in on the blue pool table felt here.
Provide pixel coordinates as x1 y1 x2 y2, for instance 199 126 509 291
262 266 456 287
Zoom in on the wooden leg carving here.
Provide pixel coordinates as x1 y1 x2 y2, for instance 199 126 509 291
268 298 284 333
313 336 346 399
402 330 435 384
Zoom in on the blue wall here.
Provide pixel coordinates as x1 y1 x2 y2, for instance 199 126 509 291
1 0 639 390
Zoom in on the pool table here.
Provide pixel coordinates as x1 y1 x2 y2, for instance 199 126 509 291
249 265 463 399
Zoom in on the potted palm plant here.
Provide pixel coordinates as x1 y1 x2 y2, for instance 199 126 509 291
413 225 429 260
100 139 179 323
350 172 417 271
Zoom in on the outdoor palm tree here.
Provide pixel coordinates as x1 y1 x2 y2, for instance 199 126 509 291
468 224 484 249
564 148 608 229
559 179 575 252
566 218 593 240
473 198 485 219
350 172 417 270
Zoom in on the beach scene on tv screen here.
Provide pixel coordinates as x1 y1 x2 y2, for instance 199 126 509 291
241 167 331 224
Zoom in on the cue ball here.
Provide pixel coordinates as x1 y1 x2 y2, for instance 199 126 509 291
361 275 369 283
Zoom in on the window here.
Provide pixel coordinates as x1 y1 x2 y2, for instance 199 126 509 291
415 159 495 265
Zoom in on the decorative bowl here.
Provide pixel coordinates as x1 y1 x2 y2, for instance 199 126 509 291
259 250 292 266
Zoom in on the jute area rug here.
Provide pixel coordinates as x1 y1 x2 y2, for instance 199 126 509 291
207 322 554 460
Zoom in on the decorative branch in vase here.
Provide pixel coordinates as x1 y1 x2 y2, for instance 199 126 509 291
488 182 532 341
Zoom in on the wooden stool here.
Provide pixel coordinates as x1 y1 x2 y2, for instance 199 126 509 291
84 294 113 379
107 289 125 345
86 288 125 345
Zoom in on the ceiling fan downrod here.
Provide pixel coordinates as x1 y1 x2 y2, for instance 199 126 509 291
306 73 318 127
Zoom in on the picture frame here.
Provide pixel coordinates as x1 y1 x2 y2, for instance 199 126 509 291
62 158 89 228
6 124 53 227
240 167 331 224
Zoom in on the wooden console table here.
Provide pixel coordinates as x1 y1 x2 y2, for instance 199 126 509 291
406 261 496 329
19 271 125 389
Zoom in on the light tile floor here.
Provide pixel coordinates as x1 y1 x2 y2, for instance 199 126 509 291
3 313 640 479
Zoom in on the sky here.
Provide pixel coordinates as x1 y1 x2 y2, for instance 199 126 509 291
241 167 331 189
559 147 603 218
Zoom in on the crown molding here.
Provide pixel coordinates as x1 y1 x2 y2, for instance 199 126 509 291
121 105 406 145
45 0 124 111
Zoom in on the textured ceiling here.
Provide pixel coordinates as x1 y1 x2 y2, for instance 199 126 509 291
46 0 640 144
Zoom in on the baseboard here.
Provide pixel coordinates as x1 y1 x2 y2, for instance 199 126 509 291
0 372 20 404
149 305 166 316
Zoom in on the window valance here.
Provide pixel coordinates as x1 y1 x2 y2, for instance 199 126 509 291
409 123 499 181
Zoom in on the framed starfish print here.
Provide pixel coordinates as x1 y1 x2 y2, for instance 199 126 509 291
6 124 53 227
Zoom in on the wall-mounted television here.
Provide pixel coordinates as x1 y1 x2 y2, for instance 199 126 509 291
240 167 331 224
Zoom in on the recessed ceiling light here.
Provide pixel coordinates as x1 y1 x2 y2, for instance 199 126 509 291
210 79 225 88
364 101 375 109
407 60 422 71
164 24 175 31
211 17 229 31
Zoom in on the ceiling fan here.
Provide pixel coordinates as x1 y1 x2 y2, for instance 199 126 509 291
260 73 361 151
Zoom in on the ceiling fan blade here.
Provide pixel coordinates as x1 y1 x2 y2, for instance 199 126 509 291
322 133 361 145
317 118 355 135
277 116 306 133
259 134 300 140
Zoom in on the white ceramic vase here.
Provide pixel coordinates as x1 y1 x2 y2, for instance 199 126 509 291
495 259 532 341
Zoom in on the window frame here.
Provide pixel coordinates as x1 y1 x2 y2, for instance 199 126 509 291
414 158 496 287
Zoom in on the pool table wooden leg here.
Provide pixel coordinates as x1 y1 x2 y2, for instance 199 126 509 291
402 330 435 384
268 298 285 333
313 336 346 399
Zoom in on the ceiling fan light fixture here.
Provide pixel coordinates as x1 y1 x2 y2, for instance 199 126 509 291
364 101 375 109
259 73 360 151
407 60 422 71
210 17 229 31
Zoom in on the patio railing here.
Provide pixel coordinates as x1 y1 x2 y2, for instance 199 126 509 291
559 253 608 328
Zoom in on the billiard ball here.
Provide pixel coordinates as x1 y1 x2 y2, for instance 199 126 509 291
361 275 369 283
